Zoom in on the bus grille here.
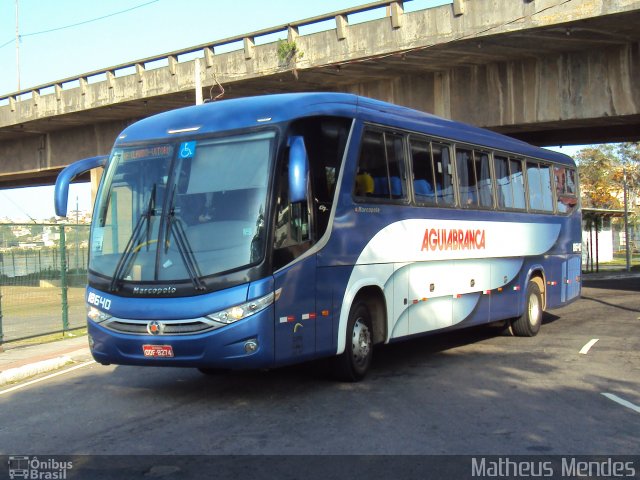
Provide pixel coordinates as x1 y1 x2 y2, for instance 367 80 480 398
102 317 222 336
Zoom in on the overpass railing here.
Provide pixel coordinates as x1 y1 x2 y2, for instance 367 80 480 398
0 223 89 344
0 0 455 108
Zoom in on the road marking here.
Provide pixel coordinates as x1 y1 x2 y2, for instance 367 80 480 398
579 338 599 354
602 393 640 414
0 360 96 396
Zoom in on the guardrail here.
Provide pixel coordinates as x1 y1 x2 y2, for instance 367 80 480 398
0 0 457 108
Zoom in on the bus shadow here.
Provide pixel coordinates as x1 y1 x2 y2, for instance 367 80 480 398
111 321 544 389
542 312 561 325
580 295 640 313
105 319 558 389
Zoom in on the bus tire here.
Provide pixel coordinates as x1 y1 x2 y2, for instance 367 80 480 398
335 301 373 382
511 281 543 337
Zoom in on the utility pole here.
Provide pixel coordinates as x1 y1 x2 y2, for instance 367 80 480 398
15 0 21 92
623 165 631 272
75 196 80 272
195 58 203 105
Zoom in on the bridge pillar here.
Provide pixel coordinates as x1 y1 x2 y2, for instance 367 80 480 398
433 71 451 119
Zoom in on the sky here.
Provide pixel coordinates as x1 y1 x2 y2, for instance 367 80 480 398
0 0 581 221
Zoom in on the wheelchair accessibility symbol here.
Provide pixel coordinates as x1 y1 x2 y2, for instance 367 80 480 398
179 141 196 159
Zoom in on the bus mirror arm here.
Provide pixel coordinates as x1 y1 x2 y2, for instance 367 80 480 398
54 155 108 217
287 136 309 204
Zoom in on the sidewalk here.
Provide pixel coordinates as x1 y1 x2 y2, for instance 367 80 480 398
0 335 92 387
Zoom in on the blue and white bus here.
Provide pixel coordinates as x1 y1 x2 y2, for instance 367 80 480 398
55 93 581 380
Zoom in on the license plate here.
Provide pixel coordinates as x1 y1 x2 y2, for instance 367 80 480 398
142 345 174 357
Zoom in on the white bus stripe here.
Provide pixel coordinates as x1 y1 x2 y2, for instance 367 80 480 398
602 393 640 414
0 360 96 396
579 338 599 354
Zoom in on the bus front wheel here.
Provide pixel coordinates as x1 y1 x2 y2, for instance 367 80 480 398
511 281 543 337
335 301 373 381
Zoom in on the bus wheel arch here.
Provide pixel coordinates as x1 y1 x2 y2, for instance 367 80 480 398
528 271 546 311
335 286 387 381
512 272 545 337
354 286 387 346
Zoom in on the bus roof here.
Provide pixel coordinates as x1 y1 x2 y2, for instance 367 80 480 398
117 92 574 166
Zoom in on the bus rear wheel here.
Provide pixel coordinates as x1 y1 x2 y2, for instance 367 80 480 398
335 302 373 382
511 281 543 337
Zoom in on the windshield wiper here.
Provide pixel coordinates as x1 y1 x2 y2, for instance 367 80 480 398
164 186 207 291
109 184 156 292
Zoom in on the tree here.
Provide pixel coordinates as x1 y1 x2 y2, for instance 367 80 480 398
576 146 622 209
577 142 640 252
615 143 640 200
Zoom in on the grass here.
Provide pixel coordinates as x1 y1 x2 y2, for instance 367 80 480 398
595 252 640 270
0 285 87 344
0 285 84 318
609 251 640 263
3 327 87 349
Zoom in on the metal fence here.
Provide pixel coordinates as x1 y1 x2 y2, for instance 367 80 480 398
0 223 89 344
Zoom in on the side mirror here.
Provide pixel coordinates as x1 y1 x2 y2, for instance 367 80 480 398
288 136 309 204
55 155 108 217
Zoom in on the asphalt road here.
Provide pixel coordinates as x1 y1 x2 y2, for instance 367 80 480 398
0 277 638 476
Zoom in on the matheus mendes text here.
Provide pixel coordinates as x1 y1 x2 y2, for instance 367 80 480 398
422 228 486 252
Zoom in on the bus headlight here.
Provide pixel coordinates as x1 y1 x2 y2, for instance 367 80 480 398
87 306 112 323
207 292 274 325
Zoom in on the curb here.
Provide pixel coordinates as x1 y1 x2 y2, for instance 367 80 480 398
583 272 640 281
0 356 74 387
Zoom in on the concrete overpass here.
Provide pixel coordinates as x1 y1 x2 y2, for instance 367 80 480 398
0 0 639 187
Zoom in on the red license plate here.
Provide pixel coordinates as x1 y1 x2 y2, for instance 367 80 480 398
143 345 174 357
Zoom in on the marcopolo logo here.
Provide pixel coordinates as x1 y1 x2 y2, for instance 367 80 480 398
354 206 380 214
7 456 73 479
132 286 177 295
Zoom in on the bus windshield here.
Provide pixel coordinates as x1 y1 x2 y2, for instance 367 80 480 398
90 131 276 288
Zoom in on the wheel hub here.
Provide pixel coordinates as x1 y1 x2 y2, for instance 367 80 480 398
529 294 541 325
352 318 371 366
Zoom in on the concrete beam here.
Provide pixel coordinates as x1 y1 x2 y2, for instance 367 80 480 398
343 42 640 142
453 0 465 16
389 2 404 28
335 14 349 41
1 0 640 185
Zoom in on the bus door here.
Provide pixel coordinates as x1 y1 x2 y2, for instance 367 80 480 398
562 256 581 302
273 256 317 364
272 135 317 364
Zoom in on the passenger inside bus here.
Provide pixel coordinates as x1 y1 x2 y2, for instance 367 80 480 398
355 170 374 196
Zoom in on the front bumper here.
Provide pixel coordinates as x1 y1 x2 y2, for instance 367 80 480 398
88 305 275 370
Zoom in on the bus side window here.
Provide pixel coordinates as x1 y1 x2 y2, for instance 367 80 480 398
527 161 543 210
539 163 554 212
355 129 407 201
494 155 511 209
554 166 578 214
510 158 526 210
475 151 493 208
527 161 554 212
409 137 436 205
433 143 455 205
456 147 477 207
273 156 311 270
